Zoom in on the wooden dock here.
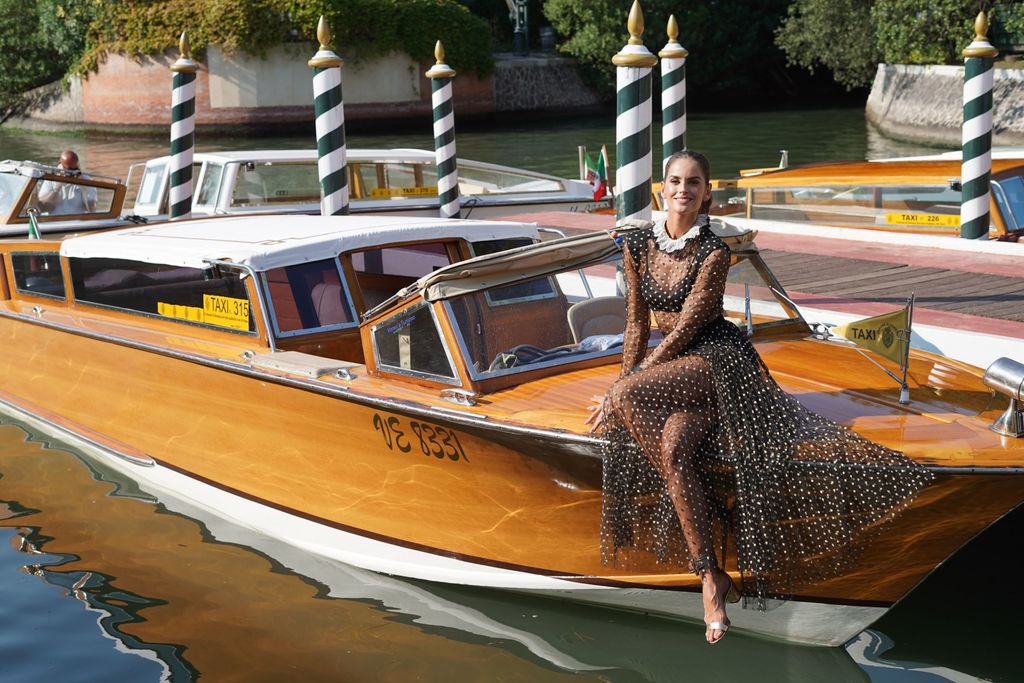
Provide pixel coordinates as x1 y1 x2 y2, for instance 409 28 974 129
497 211 1024 339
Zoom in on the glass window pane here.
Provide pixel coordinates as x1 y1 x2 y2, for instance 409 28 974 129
136 162 166 207
372 302 455 379
22 179 116 217
0 174 29 216
231 162 320 207
11 253 65 299
196 163 224 207
70 257 254 332
351 242 451 310
265 259 353 333
458 165 563 195
996 176 1024 230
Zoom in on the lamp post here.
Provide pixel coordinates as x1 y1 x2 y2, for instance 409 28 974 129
507 0 529 55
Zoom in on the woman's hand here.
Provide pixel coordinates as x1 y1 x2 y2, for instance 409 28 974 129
585 394 607 433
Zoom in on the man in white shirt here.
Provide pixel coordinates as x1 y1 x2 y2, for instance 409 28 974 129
37 150 97 215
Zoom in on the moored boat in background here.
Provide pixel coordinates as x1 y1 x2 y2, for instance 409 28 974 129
127 149 612 221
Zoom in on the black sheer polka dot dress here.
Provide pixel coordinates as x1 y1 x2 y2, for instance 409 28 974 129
599 216 932 607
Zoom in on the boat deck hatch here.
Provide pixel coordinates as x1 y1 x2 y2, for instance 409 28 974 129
250 351 358 380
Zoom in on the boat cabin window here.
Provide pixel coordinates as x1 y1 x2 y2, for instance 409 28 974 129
264 258 355 335
195 162 224 209
350 242 452 310
749 184 961 231
371 301 458 383
0 174 29 217
231 162 320 208
134 161 168 213
10 253 65 300
69 258 254 333
347 161 435 200
20 178 116 217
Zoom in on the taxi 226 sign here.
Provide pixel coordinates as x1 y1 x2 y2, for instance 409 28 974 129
372 413 470 463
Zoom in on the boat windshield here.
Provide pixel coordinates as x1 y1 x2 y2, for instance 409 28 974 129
0 173 28 216
993 175 1024 231
457 164 564 195
19 177 118 217
444 250 807 380
749 184 961 231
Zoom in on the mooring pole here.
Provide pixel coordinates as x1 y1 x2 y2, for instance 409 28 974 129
960 11 999 239
659 14 688 171
169 32 198 220
612 1 658 223
308 16 349 216
426 41 461 219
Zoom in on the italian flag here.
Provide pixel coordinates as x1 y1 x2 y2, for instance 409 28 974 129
585 146 609 201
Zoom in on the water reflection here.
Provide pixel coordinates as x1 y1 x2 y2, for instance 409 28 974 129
0 416 883 682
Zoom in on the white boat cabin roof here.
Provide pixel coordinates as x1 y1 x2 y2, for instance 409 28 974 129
59 215 540 271
147 148 439 165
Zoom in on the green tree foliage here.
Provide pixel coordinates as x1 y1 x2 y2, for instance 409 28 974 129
75 0 493 80
775 0 880 89
0 0 99 111
777 0 1023 90
543 0 792 98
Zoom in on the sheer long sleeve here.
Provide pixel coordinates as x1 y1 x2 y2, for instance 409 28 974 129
619 245 650 377
642 246 729 369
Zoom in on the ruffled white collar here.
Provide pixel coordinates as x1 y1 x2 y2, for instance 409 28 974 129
653 216 708 253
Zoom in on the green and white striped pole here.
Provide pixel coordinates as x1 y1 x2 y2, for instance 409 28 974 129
659 14 688 170
169 32 198 221
308 16 349 216
613 1 658 223
960 11 999 240
426 41 460 219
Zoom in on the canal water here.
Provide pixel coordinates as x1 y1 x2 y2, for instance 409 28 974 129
0 108 1018 682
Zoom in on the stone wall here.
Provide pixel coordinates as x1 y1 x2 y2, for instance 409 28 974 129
493 53 601 113
867 63 1024 146
4 48 600 134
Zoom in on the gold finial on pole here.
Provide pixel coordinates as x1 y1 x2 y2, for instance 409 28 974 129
658 14 688 59
627 0 645 46
308 15 344 69
170 31 198 73
425 39 456 78
613 0 657 67
317 15 332 50
963 10 999 59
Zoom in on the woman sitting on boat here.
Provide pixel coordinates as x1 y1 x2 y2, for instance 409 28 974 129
587 150 931 644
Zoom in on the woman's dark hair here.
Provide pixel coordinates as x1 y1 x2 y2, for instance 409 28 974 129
662 150 712 214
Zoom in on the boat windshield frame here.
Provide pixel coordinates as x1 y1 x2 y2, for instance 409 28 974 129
369 299 462 386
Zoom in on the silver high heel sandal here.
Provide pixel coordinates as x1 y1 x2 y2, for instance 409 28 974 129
700 567 740 645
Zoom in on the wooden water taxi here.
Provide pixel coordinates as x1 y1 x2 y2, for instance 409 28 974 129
128 149 611 220
0 160 134 237
700 157 1024 239
0 214 1021 646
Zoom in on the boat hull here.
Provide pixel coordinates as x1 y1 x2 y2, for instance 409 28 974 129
1 312 1022 646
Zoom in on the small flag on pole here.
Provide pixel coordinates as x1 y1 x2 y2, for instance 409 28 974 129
27 208 41 240
831 295 915 403
585 148 608 201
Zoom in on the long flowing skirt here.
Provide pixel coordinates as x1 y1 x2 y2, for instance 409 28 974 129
600 317 933 607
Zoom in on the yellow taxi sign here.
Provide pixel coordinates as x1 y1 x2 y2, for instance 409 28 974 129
370 186 438 198
884 212 959 228
203 295 250 330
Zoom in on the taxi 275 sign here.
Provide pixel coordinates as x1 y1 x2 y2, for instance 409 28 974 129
372 413 469 463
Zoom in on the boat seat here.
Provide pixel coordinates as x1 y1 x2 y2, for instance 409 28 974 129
567 296 626 343
310 282 351 326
